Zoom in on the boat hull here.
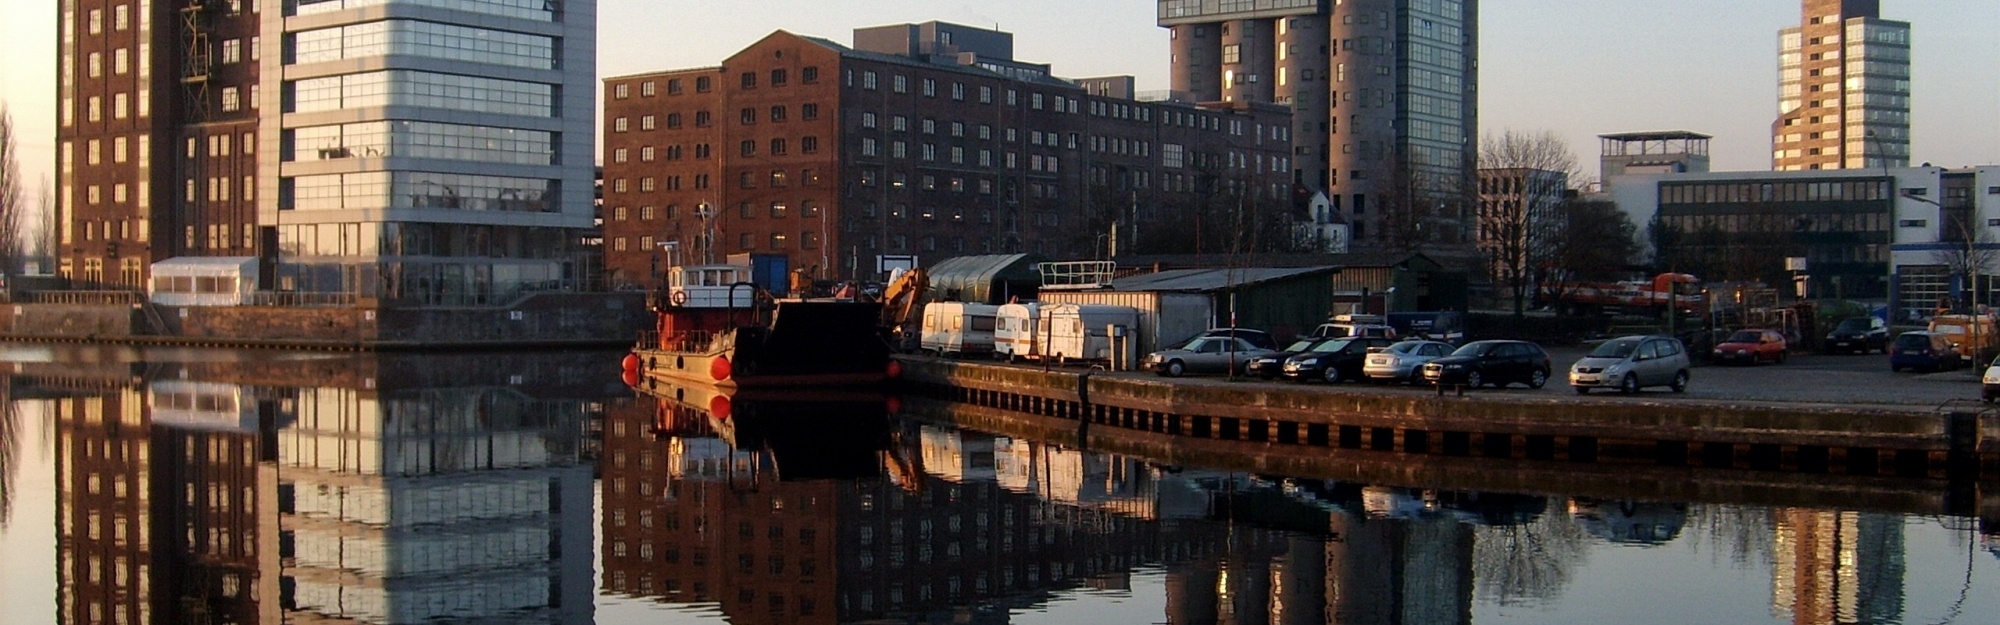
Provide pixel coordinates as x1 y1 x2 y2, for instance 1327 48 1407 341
636 299 890 388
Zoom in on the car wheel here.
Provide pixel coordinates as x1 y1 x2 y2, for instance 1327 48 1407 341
1574 386 1590 395
1670 370 1689 393
1323 366 1343 384
1465 370 1483 388
1620 373 1640 394
1165 360 1185 377
1529 369 1549 389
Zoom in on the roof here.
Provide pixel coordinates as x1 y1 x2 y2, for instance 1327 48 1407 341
799 35 1079 88
927 253 1043 303
1109 266 1337 293
1599 130 1713 141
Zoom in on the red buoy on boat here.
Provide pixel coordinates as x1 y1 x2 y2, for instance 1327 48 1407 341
621 353 640 371
709 395 733 420
885 360 903 379
710 356 732 381
621 369 640 387
885 395 903 415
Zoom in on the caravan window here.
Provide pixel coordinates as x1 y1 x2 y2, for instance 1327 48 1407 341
970 316 996 332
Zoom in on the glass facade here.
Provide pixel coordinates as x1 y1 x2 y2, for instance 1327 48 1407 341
1655 178 1893 299
271 0 592 304
293 20 556 70
288 121 554 166
288 71 555 118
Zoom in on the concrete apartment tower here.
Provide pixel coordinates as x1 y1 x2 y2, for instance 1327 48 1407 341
1159 0 1478 254
56 0 597 304
1773 0 1910 171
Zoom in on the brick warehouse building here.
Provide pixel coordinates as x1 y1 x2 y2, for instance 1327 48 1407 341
601 22 1294 289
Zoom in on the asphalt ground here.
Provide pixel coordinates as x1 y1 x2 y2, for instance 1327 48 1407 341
1005 346 1991 413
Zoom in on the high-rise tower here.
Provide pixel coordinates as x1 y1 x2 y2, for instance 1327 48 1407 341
1774 0 1910 171
1159 0 1478 254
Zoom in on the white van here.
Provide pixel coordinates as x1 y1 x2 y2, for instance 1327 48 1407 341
1038 303 1142 364
920 302 1001 357
994 302 1041 362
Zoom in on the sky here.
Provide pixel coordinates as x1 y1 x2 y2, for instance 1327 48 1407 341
4 0 1999 201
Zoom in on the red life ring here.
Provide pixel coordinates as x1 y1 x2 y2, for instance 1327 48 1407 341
670 290 688 306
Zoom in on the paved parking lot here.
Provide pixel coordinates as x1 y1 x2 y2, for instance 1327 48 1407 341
1070 347 1990 413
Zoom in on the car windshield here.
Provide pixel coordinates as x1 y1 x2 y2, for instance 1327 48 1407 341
1451 342 1497 357
1309 339 1355 353
1589 338 1641 359
1727 331 1763 343
1835 318 1872 332
1284 339 1320 352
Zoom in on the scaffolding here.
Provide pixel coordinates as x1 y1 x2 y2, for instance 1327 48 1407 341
179 0 216 122
1037 261 1115 291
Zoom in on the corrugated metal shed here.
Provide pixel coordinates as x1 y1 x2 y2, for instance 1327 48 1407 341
1044 265 1340 347
926 254 1042 304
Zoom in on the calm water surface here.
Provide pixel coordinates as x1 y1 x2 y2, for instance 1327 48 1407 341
0 344 1995 625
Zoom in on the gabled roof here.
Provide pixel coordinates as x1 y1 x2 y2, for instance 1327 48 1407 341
1110 266 1337 293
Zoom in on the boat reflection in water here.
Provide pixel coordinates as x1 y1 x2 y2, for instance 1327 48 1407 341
28 349 615 625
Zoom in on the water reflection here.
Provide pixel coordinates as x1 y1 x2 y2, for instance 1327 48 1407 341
2 347 1995 624
20 348 616 624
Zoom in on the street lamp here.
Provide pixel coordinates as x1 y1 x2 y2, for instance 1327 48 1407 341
1903 188 1990 371
694 202 715 264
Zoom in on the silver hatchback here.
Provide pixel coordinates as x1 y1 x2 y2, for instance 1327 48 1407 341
1569 335 1691 394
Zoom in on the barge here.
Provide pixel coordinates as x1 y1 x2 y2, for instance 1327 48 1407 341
629 264 893 389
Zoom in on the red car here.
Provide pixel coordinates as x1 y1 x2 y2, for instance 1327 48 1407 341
1712 329 1788 364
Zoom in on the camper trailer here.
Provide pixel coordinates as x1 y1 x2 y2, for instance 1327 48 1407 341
920 302 1001 357
994 302 1042 362
1037 303 1142 364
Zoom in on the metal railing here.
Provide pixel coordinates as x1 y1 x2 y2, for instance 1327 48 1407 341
247 291 358 308
14 290 142 306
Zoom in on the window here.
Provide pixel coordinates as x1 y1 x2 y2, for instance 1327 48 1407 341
802 66 819 83
221 87 240 112
696 76 712 92
801 103 818 120
694 112 711 127
641 115 655 130
770 138 787 155
613 148 627 163
641 81 656 96
614 83 628 99
863 71 877 90
770 106 786 123
667 113 682 129
801 136 818 154
740 108 756 125
922 78 936 97
893 75 908 93
740 140 756 156
769 202 788 218
667 78 683 94
741 72 756 89
769 232 789 249
614 117 629 132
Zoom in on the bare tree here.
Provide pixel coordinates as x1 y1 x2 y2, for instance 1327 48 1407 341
1928 212 2000 311
0 105 25 275
1539 197 1640 317
1371 156 1460 255
1473 498 1590 605
1478 130 1588 316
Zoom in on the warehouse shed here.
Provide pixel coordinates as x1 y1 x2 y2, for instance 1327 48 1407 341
926 253 1043 304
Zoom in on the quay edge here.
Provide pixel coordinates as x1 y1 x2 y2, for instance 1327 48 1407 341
893 356 2000 481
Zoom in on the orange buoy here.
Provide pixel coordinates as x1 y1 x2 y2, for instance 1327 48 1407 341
621 353 640 371
710 356 732 381
709 394 733 420
886 360 903 379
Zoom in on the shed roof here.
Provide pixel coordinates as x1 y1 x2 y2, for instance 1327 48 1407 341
927 253 1043 303
1110 266 1337 293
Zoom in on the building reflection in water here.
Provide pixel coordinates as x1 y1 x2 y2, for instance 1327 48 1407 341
1771 510 1905 625
35 350 614 624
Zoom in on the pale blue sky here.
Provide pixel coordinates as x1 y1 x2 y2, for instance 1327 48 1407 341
4 1 1998 195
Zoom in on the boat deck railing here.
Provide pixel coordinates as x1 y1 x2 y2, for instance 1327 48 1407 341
636 329 720 353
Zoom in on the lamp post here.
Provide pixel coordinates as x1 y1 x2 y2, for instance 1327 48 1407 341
1903 188 1989 371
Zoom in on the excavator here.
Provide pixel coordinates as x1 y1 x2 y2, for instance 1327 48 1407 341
875 266 928 352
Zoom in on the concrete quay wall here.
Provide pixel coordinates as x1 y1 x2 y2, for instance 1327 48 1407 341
2 292 648 349
896 357 2000 480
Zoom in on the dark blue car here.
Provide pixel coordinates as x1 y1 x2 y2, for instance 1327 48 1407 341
1890 331 1960 372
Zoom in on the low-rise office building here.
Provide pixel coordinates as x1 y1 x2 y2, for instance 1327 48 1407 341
1609 166 2000 314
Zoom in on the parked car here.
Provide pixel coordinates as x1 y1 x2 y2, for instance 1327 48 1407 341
1144 336 1275 377
1281 337 1396 383
1363 340 1455 383
1889 331 1961 372
1712 329 1788 365
1570 335 1691 394
1421 340 1553 389
1199 327 1277 350
1824 316 1890 354
1246 337 1333 380
1982 354 2000 402
1307 314 1400 341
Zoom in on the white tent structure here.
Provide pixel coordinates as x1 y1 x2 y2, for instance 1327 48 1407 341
150 257 259 306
